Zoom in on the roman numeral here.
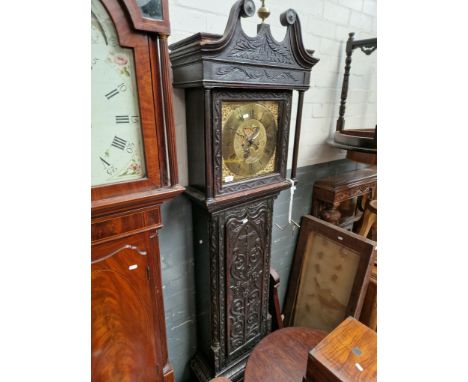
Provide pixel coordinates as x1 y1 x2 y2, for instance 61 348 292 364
105 88 119 100
99 156 111 166
116 115 130 124
111 136 127 150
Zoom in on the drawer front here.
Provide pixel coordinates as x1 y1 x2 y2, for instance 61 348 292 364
91 206 162 244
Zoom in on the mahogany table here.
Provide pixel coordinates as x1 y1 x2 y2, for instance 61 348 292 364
243 327 327 382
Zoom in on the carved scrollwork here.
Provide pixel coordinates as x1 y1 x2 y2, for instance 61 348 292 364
228 219 263 352
227 30 294 64
216 66 298 82
334 182 376 202
223 200 272 361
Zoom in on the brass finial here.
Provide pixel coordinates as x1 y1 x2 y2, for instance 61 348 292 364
258 0 270 23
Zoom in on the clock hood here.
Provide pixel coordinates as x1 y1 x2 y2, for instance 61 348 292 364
169 0 319 91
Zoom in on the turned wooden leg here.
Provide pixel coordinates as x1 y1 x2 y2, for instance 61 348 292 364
358 200 377 238
320 202 341 225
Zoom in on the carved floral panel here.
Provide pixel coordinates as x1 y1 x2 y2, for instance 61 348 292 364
222 200 272 358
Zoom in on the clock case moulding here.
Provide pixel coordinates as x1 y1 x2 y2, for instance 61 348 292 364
170 1 319 381
170 0 319 213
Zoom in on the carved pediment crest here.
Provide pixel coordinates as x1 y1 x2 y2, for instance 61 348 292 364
227 28 294 64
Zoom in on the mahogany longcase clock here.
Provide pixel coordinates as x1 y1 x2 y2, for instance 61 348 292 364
169 1 319 380
91 0 183 381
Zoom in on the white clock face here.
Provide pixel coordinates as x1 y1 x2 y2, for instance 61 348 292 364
91 0 146 187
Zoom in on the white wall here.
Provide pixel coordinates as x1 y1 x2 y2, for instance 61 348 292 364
168 0 377 186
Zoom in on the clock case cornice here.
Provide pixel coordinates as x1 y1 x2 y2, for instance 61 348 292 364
169 0 319 91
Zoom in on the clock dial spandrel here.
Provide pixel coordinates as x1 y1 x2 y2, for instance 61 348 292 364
91 0 146 187
221 101 279 184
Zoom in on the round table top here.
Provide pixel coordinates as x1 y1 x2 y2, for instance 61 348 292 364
244 327 327 382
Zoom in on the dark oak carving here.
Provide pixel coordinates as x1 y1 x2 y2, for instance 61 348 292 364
169 1 318 380
191 198 274 381
225 201 271 359
227 30 294 64
169 1 318 92
216 66 299 82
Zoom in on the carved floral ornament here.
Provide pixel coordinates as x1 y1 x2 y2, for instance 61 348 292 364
227 29 294 64
216 66 298 82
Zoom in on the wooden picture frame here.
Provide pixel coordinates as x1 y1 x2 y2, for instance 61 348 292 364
283 215 375 332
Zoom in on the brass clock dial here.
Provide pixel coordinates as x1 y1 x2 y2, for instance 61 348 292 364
222 101 278 184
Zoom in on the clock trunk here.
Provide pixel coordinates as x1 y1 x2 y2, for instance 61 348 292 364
191 197 274 381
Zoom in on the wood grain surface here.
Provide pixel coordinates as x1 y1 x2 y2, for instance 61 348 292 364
306 317 377 382
244 327 327 382
91 235 162 381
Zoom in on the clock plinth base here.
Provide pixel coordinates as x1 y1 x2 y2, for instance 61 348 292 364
190 352 250 382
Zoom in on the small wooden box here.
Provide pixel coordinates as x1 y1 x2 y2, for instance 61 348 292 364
305 317 377 382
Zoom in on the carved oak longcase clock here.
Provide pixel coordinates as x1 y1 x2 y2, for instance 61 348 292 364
169 1 319 380
91 0 183 381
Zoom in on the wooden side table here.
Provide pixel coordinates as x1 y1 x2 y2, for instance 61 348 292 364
244 327 327 382
311 167 377 231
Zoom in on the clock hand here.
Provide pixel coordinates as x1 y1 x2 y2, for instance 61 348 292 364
249 126 260 141
243 146 250 159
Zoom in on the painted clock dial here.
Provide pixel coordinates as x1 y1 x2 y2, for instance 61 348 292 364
91 0 146 187
222 101 279 184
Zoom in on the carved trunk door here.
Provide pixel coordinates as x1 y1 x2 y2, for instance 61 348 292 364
223 199 272 364
91 233 164 382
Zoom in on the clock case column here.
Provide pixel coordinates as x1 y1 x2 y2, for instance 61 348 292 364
169 1 319 380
